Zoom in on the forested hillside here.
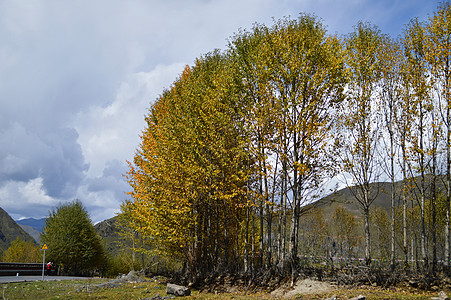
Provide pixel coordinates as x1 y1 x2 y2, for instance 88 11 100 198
0 207 36 252
123 3 451 282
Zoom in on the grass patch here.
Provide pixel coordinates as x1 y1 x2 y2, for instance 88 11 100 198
0 279 272 300
1 279 165 300
0 278 446 299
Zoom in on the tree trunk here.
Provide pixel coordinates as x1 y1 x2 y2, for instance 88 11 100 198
244 206 249 273
290 121 299 285
258 135 264 269
364 205 371 265
290 202 299 286
265 151 276 268
251 209 255 274
390 122 396 271
277 174 284 266
402 143 408 269
446 103 451 275
419 104 428 271
432 157 437 275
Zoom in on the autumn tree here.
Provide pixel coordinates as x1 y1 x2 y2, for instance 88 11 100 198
228 15 346 277
41 200 105 275
402 18 432 270
425 1 451 272
336 22 385 265
116 202 152 272
264 16 346 280
378 36 403 270
1 238 40 263
370 207 390 260
298 208 329 257
330 206 361 258
229 23 275 270
126 51 251 275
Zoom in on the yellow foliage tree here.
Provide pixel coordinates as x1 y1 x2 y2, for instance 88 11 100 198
1 238 40 263
425 2 451 271
125 52 251 274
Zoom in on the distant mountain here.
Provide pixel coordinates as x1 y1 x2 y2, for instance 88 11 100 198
16 218 46 232
316 175 444 218
18 224 41 244
318 181 392 217
94 216 152 257
0 207 36 252
95 216 123 254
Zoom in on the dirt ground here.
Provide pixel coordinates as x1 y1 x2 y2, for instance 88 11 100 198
270 278 336 298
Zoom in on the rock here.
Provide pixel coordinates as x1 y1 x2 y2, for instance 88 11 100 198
437 291 449 300
409 280 419 288
97 278 126 289
143 296 162 300
324 295 337 300
271 278 334 298
432 291 449 300
350 295 365 300
124 270 146 283
142 295 175 300
166 283 191 296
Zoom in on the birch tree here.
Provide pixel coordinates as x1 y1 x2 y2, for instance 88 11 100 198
228 24 274 270
402 18 432 270
378 37 402 270
425 2 451 273
265 15 346 282
337 22 385 265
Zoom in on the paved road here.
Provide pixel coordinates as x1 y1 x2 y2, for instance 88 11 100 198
0 276 91 284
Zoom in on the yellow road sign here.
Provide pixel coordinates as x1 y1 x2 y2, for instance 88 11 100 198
41 243 48 250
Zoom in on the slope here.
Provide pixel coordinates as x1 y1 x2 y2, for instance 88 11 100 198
317 175 445 217
0 207 36 253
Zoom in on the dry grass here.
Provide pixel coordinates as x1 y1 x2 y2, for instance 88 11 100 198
0 277 447 299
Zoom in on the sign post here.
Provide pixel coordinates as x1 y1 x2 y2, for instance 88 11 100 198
41 243 48 280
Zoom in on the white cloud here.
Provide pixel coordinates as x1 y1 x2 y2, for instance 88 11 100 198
73 63 185 177
75 185 123 224
0 177 59 219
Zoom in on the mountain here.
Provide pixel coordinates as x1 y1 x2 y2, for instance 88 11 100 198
16 218 46 232
318 181 392 217
0 207 36 252
15 218 47 244
18 224 41 244
316 175 445 218
94 216 152 257
94 216 123 254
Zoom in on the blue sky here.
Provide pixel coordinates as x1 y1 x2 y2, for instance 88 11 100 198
0 0 442 223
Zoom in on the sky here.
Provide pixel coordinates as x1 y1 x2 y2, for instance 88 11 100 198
0 0 442 223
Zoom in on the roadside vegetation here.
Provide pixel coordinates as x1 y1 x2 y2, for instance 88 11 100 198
1 238 41 263
40 200 105 276
0 277 444 299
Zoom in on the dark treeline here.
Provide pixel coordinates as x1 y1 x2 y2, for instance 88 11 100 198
123 3 451 282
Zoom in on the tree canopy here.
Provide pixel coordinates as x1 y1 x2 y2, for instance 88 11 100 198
1 238 41 263
41 200 105 275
